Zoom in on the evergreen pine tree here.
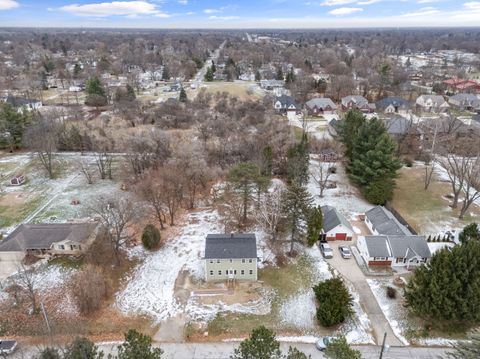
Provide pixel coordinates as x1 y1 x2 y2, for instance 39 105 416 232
405 233 480 325
64 337 104 359
117 330 163 359
340 109 365 159
324 336 362 359
204 67 214 82
231 326 282 359
282 182 313 254
459 223 479 243
179 87 187 102
313 278 353 327
307 206 323 246
447 330 480 359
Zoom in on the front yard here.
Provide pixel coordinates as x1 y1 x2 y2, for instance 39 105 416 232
391 164 480 236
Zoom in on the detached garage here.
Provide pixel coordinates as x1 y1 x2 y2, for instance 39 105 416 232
321 205 354 241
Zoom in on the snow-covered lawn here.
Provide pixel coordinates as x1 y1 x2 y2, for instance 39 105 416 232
366 279 410 345
428 242 455 254
366 278 455 346
308 159 373 221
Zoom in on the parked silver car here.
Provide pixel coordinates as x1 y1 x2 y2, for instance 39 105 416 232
339 245 352 259
0 340 17 355
320 243 333 258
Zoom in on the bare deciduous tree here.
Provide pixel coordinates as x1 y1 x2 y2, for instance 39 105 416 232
135 175 167 229
14 265 38 314
311 160 335 198
459 157 480 219
89 197 135 265
94 150 113 180
78 159 95 184
257 181 285 241
23 115 59 179
439 154 469 209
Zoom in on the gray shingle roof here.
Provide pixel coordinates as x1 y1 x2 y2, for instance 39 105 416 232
383 116 414 135
365 206 411 236
306 98 337 110
387 235 431 259
364 236 391 258
275 95 299 109
321 205 353 233
0 223 98 252
205 233 257 259
376 97 410 111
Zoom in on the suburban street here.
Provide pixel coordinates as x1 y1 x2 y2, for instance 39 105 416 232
10 342 449 359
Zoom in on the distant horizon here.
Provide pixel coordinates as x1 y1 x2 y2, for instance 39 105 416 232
1 1 480 29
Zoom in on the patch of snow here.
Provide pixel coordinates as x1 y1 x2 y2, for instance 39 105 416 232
186 291 272 322
279 290 316 330
428 242 455 254
307 160 373 221
366 279 409 345
415 338 455 347
116 209 222 322
277 336 318 344
353 226 362 234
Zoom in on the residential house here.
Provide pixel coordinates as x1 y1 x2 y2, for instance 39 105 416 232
444 78 480 94
341 96 375 113
448 93 480 111
2 95 42 112
321 206 354 241
416 95 450 113
204 233 258 281
0 223 98 277
364 206 412 236
260 79 284 90
375 97 411 114
305 98 337 116
273 95 300 115
357 235 431 268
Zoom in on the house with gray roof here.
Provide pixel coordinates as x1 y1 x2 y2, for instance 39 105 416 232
416 95 449 113
2 94 42 112
0 222 98 279
448 93 480 111
357 235 431 268
364 206 411 236
273 95 300 115
341 95 375 113
376 97 411 114
204 233 258 281
321 205 354 241
305 97 337 116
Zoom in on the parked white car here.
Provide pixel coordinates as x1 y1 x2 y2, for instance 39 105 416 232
320 243 333 258
315 336 336 351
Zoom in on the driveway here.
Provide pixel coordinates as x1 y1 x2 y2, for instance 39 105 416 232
323 239 404 347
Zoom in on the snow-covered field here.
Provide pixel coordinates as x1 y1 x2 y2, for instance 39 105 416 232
117 209 222 321
308 159 373 221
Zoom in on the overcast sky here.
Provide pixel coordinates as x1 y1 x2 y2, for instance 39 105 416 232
1 0 480 28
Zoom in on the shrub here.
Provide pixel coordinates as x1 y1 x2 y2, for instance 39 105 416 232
403 157 413 167
64 337 104 359
313 278 353 327
142 224 161 250
72 265 112 315
386 286 397 299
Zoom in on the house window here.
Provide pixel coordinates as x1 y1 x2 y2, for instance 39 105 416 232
210 271 213 276
70 245 75 250
242 259 245 263
59 245 65 250
241 270 245 275
396 258 404 263
234 270 237 275
230 259 232 263
210 260 213 264
249 270 253 275
248 259 253 263
374 257 387 261
218 270 222 275
217 259 221 263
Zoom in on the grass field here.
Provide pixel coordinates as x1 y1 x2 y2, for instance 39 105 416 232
203 82 262 101
391 165 480 234
205 255 330 338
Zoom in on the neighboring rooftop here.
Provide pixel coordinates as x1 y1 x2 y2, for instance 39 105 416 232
204 233 257 259
363 235 431 259
0 223 98 252
365 206 411 236
321 205 353 233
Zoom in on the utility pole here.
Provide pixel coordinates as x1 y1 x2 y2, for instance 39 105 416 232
379 332 387 359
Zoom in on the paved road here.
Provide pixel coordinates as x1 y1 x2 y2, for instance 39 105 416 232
324 240 404 347
9 342 449 359
193 40 226 83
